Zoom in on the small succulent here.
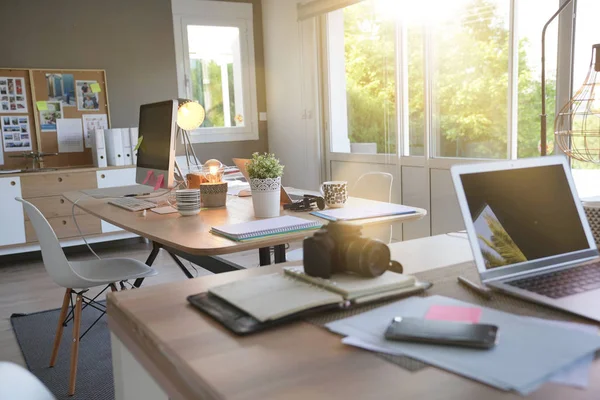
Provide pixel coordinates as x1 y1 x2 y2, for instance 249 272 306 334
246 152 284 179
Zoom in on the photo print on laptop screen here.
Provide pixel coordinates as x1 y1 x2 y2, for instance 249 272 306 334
461 165 589 269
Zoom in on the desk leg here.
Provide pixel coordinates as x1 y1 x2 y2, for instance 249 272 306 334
274 244 286 263
167 252 194 279
259 247 271 266
134 243 161 288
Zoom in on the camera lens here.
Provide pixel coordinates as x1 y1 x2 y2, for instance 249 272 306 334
342 237 390 277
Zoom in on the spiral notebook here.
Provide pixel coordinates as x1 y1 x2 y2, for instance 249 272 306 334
211 216 322 242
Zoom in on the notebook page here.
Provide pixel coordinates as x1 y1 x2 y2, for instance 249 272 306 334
211 216 322 240
311 203 416 221
284 267 416 300
208 273 344 322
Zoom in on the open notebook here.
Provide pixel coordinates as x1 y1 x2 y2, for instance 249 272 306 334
203 267 428 323
310 202 417 222
211 216 322 242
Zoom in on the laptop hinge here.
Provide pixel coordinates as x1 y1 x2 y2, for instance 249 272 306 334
482 256 599 283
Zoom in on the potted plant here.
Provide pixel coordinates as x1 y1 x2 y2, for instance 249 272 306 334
246 152 284 218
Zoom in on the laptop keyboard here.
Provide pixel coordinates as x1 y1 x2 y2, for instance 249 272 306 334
507 262 600 299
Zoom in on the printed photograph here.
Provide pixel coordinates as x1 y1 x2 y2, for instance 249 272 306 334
40 101 62 132
12 132 20 141
0 87 6 95
18 117 27 124
16 102 25 110
9 103 15 111
15 78 23 95
11 117 18 125
15 95 23 101
3 134 12 141
0 80 6 85
2 117 9 125
20 133 29 140
0 96 7 101
46 73 75 106
20 125 28 133
7 79 14 94
8 96 15 103
1 102 8 111
76 80 99 111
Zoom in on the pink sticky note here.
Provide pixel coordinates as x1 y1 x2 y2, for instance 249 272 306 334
425 305 482 324
142 170 154 185
153 174 164 191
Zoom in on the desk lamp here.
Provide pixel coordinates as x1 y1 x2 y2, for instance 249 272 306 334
176 99 205 181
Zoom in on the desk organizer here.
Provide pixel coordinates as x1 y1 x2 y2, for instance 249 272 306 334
200 182 228 207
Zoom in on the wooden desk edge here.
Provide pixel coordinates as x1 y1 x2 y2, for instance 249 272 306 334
62 190 428 256
108 294 224 400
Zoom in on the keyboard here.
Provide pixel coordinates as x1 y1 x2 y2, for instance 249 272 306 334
507 261 600 299
108 197 156 212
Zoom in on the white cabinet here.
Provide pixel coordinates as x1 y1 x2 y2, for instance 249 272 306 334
0 177 26 246
96 168 137 233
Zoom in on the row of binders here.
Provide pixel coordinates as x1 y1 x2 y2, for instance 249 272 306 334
91 128 139 168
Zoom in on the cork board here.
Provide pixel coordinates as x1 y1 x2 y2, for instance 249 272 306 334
0 68 39 170
29 69 111 168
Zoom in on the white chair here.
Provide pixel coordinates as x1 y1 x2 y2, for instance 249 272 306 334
0 362 55 400
16 198 158 396
287 172 394 261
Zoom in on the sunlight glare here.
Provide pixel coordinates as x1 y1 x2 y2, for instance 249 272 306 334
374 0 463 25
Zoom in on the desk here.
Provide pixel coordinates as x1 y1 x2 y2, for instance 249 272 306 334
107 234 600 400
63 190 426 278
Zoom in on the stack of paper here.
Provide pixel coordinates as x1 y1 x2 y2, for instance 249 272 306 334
326 295 600 394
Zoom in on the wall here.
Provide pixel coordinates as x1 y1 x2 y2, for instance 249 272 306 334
262 0 322 190
0 0 268 163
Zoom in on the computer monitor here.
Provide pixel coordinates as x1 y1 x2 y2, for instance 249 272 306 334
136 100 178 189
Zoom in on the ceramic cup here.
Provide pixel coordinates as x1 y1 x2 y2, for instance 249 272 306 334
320 181 348 208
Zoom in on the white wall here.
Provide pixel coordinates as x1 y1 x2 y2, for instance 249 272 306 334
262 0 321 190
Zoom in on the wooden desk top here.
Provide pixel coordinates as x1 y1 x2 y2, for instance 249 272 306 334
107 261 600 400
63 191 426 256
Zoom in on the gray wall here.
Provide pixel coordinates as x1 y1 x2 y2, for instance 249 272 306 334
0 0 267 162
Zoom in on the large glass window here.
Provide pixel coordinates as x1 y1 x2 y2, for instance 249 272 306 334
326 1 397 155
432 0 510 159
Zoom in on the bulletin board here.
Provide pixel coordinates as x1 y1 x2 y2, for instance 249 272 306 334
0 68 40 170
29 69 111 168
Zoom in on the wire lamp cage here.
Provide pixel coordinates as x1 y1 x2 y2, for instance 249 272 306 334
555 44 600 163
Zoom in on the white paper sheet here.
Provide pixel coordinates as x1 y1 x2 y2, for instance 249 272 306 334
82 114 108 148
56 118 84 153
1 115 32 152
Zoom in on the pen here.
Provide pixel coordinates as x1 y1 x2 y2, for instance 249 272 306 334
124 193 150 197
457 276 492 299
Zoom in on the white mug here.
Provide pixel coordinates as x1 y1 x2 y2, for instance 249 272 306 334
320 181 348 208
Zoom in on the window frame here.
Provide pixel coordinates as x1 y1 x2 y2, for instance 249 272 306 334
172 0 259 143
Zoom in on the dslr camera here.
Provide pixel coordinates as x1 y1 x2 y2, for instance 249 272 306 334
303 222 402 279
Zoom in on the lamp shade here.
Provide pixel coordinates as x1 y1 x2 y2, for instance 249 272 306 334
555 44 600 163
177 99 205 131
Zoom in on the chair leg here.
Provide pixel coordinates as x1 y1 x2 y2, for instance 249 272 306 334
50 288 72 367
69 293 83 396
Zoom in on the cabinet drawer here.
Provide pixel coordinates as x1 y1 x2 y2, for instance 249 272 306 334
21 171 97 198
24 196 86 220
25 214 102 243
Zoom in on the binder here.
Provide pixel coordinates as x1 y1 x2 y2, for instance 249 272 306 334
129 127 139 165
103 128 124 166
91 129 107 168
121 128 133 165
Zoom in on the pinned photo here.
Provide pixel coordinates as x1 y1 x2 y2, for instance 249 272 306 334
40 101 62 132
2 117 9 125
20 133 29 140
76 80 100 111
0 87 6 95
20 125 28 133
0 96 7 101
46 73 76 107
3 134 12 141
1 115 31 152
18 117 27 124
15 79 23 95
7 79 14 94
0 79 6 85
1 102 8 111
0 77 27 113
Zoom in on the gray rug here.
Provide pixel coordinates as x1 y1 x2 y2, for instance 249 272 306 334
10 302 114 400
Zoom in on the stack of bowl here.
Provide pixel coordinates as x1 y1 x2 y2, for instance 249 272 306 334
176 189 201 216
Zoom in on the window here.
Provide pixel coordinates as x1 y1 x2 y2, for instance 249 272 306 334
326 1 397 155
323 0 566 160
172 1 258 143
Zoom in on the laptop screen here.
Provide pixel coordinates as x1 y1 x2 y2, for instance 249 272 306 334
460 164 589 270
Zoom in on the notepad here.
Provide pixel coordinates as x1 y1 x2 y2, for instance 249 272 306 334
208 268 423 322
210 216 322 241
311 203 417 221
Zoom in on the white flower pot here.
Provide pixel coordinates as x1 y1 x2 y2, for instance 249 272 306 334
250 177 281 218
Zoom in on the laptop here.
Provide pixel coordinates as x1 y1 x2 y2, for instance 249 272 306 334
451 156 600 322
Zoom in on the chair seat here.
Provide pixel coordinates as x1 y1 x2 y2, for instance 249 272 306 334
69 258 158 289
287 248 304 262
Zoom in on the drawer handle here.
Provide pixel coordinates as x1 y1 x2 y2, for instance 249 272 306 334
62 220 67 225
58 177 63 183
10 181 15 186
101 174 105 179
60 198 65 204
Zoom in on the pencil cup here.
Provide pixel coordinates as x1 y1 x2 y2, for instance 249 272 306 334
200 182 228 207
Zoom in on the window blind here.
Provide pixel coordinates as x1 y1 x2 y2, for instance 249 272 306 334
297 0 364 21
